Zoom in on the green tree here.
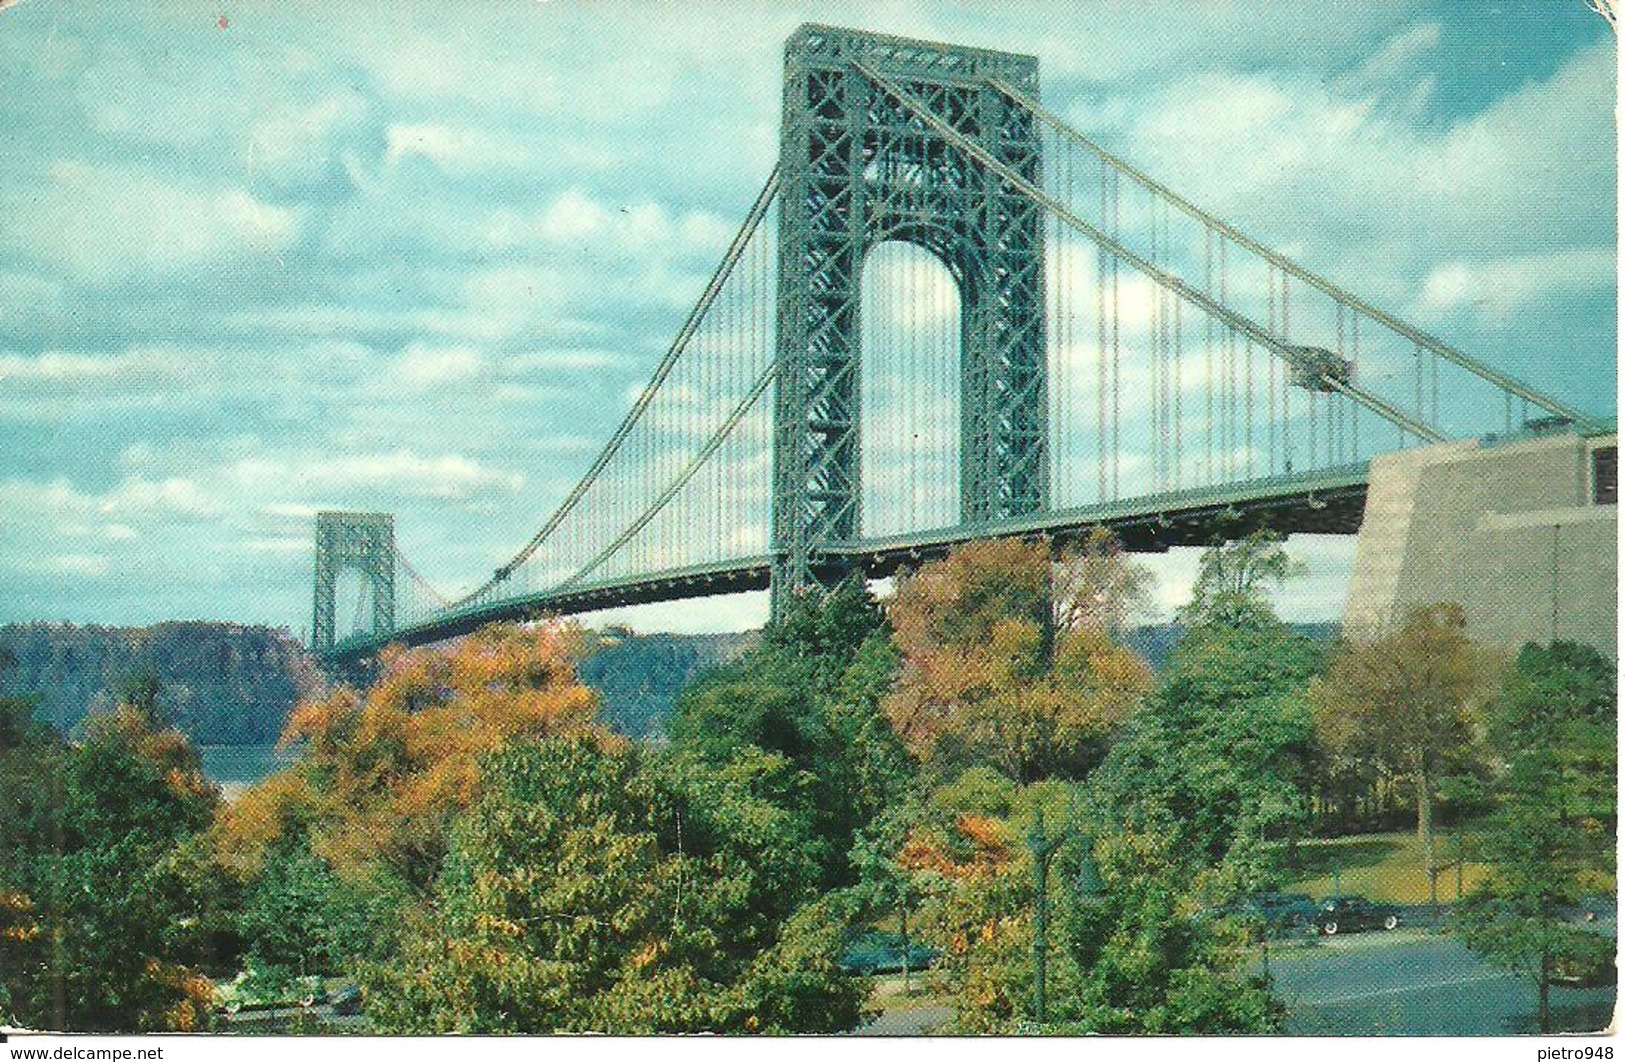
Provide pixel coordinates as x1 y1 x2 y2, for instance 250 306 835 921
850 794 932 993
1179 531 1304 630
363 734 866 1033
668 578 912 890
1049 827 1284 1033
1454 642 1616 1033
116 666 171 730
1314 603 1501 901
233 841 396 978
0 696 222 1031
1097 628 1322 880
923 800 1280 1034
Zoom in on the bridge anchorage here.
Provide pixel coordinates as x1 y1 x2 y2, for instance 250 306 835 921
314 24 1608 666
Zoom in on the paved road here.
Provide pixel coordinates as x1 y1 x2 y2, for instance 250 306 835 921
856 924 1615 1036
853 1004 955 1036
1270 929 1616 1035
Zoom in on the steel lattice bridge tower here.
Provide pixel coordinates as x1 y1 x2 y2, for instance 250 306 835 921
773 32 1047 601
312 25 1601 664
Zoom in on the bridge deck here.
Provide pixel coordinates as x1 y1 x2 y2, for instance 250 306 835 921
324 464 1368 665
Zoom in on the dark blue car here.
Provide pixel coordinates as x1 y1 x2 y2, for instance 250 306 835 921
839 930 940 976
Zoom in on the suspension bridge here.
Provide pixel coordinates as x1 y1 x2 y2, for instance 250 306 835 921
313 25 1605 666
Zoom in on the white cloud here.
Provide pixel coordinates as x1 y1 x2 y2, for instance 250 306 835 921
0 475 220 521
1107 40 1615 300
539 188 610 242
529 188 735 254
232 450 525 499
504 349 620 372
119 443 158 468
7 162 301 279
383 122 536 173
50 554 110 578
1421 247 1616 321
0 351 125 381
240 537 310 555
99 477 222 518
259 502 320 520
1336 22 1441 104
251 93 373 185
395 343 485 386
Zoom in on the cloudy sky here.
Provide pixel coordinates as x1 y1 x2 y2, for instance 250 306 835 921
0 0 1615 638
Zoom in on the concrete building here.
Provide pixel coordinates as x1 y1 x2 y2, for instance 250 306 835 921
1345 425 1617 656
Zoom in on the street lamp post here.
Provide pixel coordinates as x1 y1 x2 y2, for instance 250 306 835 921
1026 807 1067 1026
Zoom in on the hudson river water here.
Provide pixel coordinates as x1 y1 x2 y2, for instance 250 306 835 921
198 744 299 799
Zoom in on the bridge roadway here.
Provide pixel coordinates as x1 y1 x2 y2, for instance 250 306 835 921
324 463 1368 665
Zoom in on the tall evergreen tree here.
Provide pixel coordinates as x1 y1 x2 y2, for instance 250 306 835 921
1454 642 1616 1033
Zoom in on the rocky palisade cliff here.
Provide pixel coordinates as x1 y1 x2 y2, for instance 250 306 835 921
0 620 756 747
0 621 323 745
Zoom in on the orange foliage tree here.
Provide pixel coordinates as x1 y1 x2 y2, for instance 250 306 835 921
216 622 605 891
883 534 1151 783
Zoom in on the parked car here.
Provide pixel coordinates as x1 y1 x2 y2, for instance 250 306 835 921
1200 892 1321 938
1553 932 1617 988
839 930 940 976
1252 892 1323 933
1315 896 1401 936
328 983 363 1016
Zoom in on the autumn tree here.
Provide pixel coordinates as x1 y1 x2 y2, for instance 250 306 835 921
1454 642 1616 1033
222 623 600 887
210 622 605 984
1053 527 1154 637
1313 603 1501 902
884 536 1152 784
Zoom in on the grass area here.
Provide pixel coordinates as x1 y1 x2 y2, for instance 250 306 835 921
1280 831 1491 905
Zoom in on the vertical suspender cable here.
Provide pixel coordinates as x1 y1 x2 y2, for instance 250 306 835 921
1097 159 1108 504
1219 238 1231 481
1111 169 1121 499
1164 201 1175 485
1350 310 1360 461
1204 226 1215 486
1148 187 1161 490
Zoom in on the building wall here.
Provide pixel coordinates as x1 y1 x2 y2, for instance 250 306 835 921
1345 430 1618 656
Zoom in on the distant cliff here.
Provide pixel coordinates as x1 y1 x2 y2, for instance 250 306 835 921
0 620 755 747
578 627 757 739
0 621 322 746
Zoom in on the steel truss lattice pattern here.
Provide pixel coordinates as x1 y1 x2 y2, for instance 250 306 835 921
771 26 1049 615
311 511 396 654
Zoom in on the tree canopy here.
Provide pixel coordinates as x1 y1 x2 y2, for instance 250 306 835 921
1313 603 1501 896
883 537 1152 784
217 623 602 892
0 691 222 1031
1454 641 1617 1033
363 734 866 1033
